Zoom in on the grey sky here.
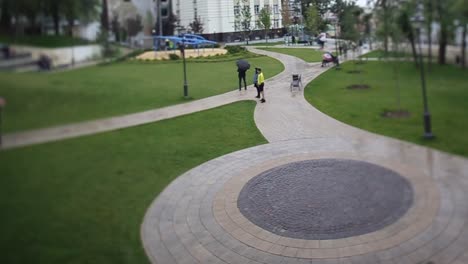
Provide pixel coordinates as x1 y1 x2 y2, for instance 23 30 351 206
356 0 370 7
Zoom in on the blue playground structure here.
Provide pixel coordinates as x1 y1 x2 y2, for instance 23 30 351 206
152 34 218 51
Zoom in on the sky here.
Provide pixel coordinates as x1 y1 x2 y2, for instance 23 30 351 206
356 0 370 7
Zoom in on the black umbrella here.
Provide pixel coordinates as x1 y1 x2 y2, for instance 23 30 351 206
236 59 250 71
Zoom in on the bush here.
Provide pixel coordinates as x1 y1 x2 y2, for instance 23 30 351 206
225 46 246 54
169 53 180 60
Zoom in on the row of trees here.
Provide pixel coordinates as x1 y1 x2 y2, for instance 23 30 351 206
0 0 101 35
374 0 467 68
287 0 466 68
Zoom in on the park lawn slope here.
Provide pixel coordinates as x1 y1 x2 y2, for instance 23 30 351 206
305 61 468 157
0 101 267 264
257 47 323 62
0 55 283 132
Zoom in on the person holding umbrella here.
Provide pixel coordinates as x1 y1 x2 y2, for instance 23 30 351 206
236 59 250 91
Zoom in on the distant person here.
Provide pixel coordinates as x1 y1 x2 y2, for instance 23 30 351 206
1 44 10 59
257 68 266 103
292 35 296 45
253 68 260 98
165 39 170 51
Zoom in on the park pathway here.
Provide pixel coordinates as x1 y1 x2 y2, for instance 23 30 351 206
141 47 468 264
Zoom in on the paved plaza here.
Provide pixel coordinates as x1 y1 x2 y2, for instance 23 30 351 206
3 48 468 263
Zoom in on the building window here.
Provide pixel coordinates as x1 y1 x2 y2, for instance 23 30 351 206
273 4 279 14
254 5 259 14
234 5 240 15
273 19 279 28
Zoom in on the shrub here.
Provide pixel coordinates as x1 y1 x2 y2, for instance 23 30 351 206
169 54 180 60
225 46 246 54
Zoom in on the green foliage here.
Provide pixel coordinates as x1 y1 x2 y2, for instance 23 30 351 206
189 16 204 34
258 7 272 31
168 53 180 60
225 45 247 54
0 101 267 264
304 5 321 35
305 61 468 157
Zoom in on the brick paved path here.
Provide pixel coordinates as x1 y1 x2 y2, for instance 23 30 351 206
141 48 468 264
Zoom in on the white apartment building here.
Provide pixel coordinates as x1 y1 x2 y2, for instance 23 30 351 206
173 0 283 37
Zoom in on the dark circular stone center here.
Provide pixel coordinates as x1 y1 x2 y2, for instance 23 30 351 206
237 159 413 240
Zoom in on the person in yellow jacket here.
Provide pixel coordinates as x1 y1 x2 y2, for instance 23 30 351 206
257 68 266 103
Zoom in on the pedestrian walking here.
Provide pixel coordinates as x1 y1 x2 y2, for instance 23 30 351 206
257 68 266 103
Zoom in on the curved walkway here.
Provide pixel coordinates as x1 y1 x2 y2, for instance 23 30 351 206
142 48 468 264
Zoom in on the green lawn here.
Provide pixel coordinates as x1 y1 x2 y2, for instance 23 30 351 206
0 101 267 264
0 55 283 132
361 49 412 58
257 47 323 62
305 61 468 157
0 35 93 47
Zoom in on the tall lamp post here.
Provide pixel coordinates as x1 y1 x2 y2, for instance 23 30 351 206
0 97 6 147
334 19 340 69
179 37 189 98
411 0 434 139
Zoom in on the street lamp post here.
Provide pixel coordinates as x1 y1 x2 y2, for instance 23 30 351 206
0 97 6 147
334 20 340 69
411 0 434 139
179 38 189 98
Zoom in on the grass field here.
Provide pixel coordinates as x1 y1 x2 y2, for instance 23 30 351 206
305 61 468 157
257 47 323 62
0 55 283 132
245 41 283 46
360 49 412 58
0 101 267 264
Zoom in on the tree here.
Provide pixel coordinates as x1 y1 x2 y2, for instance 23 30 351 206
111 13 120 41
0 0 12 33
281 0 292 29
304 4 321 36
434 0 455 65
424 0 435 69
258 7 271 42
189 16 204 34
126 15 143 38
453 0 468 68
363 13 373 50
235 0 252 44
155 12 178 35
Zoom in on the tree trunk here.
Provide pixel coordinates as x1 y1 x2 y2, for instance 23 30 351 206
52 2 60 36
427 23 432 70
101 0 109 32
462 24 467 69
0 0 12 33
438 24 447 65
67 18 74 37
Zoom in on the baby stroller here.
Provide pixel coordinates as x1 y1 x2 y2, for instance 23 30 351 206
321 52 339 67
290 74 302 92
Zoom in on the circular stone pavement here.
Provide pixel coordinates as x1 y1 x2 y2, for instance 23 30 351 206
237 159 414 240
